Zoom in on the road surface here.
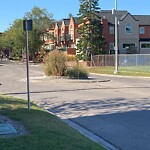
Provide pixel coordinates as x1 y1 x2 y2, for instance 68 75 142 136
1 60 150 150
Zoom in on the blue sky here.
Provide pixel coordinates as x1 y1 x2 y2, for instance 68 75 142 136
0 0 150 32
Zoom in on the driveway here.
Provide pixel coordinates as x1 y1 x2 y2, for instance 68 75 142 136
1 60 150 150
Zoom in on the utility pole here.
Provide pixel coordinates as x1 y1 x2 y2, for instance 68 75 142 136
114 0 118 74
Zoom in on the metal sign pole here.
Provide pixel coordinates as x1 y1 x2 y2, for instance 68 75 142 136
23 19 32 111
25 26 30 111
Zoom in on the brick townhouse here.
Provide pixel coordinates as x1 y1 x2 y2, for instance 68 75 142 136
45 10 150 55
44 17 78 55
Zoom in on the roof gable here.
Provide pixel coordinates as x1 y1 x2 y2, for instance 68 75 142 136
120 13 138 21
54 21 61 29
62 19 70 26
99 10 128 24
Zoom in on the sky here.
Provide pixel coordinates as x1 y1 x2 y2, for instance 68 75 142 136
0 0 150 32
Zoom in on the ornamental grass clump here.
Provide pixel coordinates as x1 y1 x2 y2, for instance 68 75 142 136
44 49 67 76
66 54 77 62
67 65 89 79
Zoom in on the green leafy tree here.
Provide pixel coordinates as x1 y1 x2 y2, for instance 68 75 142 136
24 6 54 60
77 0 106 60
0 19 25 59
0 6 54 61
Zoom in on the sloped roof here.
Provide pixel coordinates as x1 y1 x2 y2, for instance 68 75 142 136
54 21 62 28
55 10 150 28
120 13 138 21
73 17 78 23
63 19 70 26
100 10 128 24
100 10 150 25
55 18 72 28
134 15 150 25
57 21 62 28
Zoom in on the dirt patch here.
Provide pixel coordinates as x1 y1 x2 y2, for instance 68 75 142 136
0 115 29 138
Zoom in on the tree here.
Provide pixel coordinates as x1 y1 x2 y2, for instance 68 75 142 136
0 19 25 59
0 6 54 61
24 6 54 60
77 0 106 60
68 13 73 18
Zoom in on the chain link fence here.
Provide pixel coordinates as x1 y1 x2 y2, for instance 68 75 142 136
91 54 150 67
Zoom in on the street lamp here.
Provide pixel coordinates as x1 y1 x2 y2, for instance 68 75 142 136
114 0 118 74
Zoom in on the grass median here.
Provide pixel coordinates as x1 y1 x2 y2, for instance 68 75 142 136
0 95 105 150
88 66 150 77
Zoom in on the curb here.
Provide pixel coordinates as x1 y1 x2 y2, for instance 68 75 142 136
21 76 111 83
90 73 150 79
34 101 118 150
62 117 119 150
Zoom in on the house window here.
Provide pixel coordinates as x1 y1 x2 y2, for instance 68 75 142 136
125 23 133 34
141 43 150 48
123 43 135 49
109 43 114 50
70 25 73 40
109 27 114 34
140 27 145 34
61 28 64 34
61 29 64 41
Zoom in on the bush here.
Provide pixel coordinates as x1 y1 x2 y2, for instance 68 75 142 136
35 49 47 62
66 55 77 62
43 49 67 76
67 65 89 79
126 46 138 54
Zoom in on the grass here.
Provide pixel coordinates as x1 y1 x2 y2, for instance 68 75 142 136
88 66 150 77
0 95 105 150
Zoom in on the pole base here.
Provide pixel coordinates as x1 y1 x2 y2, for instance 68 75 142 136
114 70 118 74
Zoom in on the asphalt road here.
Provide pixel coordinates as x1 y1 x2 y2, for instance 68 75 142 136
1 60 150 150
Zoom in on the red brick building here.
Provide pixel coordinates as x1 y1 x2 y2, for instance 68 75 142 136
44 10 150 55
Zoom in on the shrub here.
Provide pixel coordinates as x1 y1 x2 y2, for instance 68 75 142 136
126 46 138 54
43 49 67 76
66 55 77 62
35 49 47 62
67 65 89 79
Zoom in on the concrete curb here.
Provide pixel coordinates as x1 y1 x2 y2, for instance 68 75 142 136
90 73 150 79
34 101 118 150
64 119 119 150
20 76 111 83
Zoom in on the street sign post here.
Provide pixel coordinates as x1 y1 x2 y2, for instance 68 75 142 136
23 20 32 111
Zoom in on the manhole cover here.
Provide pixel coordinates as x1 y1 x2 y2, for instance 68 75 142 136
0 123 17 135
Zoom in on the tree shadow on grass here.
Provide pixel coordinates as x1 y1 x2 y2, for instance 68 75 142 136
0 95 28 105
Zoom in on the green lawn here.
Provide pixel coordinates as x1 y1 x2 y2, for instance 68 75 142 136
0 95 105 150
88 66 150 77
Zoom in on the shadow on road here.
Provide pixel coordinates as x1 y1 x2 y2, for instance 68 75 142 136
39 97 150 150
3 85 150 96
